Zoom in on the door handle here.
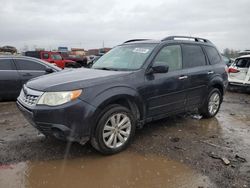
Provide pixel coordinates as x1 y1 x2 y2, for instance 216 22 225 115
207 71 214 75
178 75 188 80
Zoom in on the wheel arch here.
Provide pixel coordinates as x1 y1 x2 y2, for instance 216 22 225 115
209 77 225 96
90 87 146 134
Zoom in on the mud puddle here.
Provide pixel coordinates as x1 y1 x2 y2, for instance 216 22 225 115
0 151 213 188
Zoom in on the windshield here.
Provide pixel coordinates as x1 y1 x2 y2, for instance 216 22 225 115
92 44 157 70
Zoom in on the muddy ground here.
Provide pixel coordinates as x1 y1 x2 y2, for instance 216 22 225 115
0 91 249 188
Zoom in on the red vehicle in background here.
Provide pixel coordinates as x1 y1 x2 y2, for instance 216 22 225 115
24 51 76 68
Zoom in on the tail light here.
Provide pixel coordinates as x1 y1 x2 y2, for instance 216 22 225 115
228 67 239 73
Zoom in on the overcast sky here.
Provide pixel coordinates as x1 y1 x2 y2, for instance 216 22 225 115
0 0 249 52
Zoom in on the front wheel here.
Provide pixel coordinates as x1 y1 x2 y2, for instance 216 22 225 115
199 88 222 118
91 104 136 154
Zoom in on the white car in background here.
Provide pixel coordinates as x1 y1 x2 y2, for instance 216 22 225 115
228 55 250 89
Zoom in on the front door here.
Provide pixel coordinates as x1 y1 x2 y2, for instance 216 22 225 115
0 58 21 99
14 58 47 85
142 44 189 118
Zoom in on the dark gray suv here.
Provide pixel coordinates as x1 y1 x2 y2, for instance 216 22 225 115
17 36 228 154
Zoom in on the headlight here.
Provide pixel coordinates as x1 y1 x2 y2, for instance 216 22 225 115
37 90 82 106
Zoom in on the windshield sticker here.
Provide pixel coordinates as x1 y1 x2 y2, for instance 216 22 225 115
133 48 150 54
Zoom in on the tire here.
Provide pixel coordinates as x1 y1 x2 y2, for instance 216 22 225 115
91 104 136 155
199 88 222 118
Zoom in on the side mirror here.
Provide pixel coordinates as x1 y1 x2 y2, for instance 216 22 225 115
150 65 169 74
45 67 54 73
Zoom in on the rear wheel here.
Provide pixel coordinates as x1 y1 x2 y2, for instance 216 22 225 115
91 104 136 154
199 88 222 118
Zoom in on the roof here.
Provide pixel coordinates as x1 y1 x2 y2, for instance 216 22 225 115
0 55 34 59
122 39 161 45
122 36 214 46
0 55 61 70
237 55 250 59
0 55 47 62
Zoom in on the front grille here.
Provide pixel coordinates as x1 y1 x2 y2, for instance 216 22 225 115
18 85 43 107
23 94 39 105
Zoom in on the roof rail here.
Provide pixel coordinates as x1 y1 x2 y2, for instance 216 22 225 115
162 36 212 43
123 39 150 44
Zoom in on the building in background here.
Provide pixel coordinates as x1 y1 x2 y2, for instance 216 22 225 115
70 48 86 57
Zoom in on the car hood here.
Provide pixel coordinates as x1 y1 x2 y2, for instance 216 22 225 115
26 68 133 92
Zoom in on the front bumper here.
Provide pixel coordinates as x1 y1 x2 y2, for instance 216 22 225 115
17 99 96 144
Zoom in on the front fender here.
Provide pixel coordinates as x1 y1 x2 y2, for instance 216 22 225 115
91 86 145 119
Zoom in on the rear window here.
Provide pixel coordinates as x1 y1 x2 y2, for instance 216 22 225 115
15 59 46 70
0 59 14 70
182 45 206 68
204 46 221 65
235 58 250 68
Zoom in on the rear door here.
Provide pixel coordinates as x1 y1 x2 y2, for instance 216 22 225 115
144 44 189 118
182 44 209 109
14 58 47 85
0 58 21 99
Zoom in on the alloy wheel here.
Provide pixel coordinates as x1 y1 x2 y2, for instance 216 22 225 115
208 92 220 116
103 113 131 149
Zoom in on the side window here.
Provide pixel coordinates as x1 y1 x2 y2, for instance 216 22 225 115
204 46 221 65
182 45 206 68
0 59 14 70
15 59 46 71
42 53 49 59
154 45 182 71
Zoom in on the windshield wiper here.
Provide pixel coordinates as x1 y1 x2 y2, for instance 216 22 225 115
94 67 119 71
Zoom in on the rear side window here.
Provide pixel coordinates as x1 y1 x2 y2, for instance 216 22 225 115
15 59 46 70
204 46 221 65
0 59 14 70
154 45 182 71
235 58 250 68
182 45 206 68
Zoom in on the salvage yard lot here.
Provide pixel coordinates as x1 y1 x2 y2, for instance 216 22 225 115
0 91 249 188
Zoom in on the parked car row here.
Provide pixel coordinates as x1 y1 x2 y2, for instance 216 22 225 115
0 56 60 101
16 36 228 154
